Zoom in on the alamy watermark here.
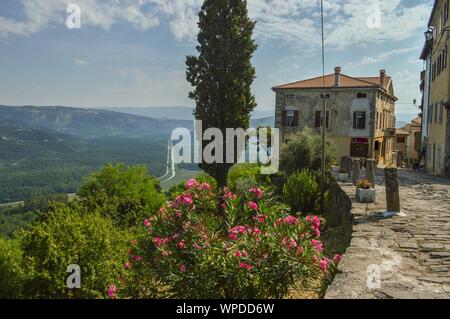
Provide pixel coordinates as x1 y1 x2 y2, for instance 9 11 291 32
367 1 381 29
66 264 81 289
66 4 81 29
171 121 280 174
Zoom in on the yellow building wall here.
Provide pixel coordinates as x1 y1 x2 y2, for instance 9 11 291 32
374 93 396 166
427 0 449 175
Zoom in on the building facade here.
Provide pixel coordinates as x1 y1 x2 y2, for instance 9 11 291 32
395 117 422 165
273 67 397 166
421 0 450 176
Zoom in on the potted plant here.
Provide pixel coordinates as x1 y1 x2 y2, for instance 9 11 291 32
355 179 375 203
331 161 340 173
338 168 349 182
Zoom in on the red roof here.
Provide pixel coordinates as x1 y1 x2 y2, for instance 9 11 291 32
273 73 391 91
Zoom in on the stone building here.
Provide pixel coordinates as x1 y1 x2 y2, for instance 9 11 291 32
420 0 450 176
395 117 423 164
273 67 397 166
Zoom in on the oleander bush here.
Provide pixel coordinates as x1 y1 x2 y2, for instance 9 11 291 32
283 170 320 214
112 179 340 299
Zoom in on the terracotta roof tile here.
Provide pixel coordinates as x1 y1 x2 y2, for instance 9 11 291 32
273 73 391 91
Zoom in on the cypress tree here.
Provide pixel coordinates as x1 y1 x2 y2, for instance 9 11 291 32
186 0 257 188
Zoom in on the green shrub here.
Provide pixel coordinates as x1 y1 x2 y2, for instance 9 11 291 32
280 127 337 175
227 163 270 192
283 170 320 214
79 164 165 228
0 238 23 298
114 179 338 299
20 202 131 299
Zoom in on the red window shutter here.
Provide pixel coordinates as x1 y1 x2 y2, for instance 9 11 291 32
294 111 299 126
281 111 287 127
315 111 321 128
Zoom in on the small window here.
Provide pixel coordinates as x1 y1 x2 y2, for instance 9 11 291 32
397 137 406 144
283 110 298 127
286 94 296 104
357 92 367 99
315 111 330 128
353 111 366 129
435 103 439 123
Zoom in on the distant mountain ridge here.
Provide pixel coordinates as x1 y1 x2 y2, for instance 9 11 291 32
0 105 193 138
101 106 275 123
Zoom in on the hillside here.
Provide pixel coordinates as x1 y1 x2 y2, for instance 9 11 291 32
0 106 181 203
0 105 193 137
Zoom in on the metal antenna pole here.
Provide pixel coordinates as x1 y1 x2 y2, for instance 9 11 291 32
320 0 327 214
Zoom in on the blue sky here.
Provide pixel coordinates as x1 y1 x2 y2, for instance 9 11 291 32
0 0 434 122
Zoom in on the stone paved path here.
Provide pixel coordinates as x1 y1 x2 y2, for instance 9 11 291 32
326 169 450 299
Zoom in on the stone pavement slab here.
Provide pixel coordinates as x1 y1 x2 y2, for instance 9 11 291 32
325 169 450 299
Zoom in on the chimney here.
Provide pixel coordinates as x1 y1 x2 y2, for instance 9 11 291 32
380 69 386 88
334 66 341 86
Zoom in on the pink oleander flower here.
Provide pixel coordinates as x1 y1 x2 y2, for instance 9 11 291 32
239 262 252 271
297 246 304 255
124 262 131 270
253 214 268 224
182 194 193 205
178 240 186 250
185 179 198 189
153 237 163 246
253 227 262 236
283 215 298 225
134 255 143 262
153 237 170 247
143 219 151 228
235 250 248 258
228 225 247 240
333 254 343 264
249 187 263 199
288 238 297 249
130 239 138 245
107 285 117 299
223 189 237 200
320 258 331 273
179 264 186 273
247 201 259 211
306 215 321 229
228 233 238 240
198 183 212 191
311 239 324 253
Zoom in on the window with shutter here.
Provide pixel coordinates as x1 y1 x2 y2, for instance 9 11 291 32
353 111 366 129
285 110 296 127
315 111 321 128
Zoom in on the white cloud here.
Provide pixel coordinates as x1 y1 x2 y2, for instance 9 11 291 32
0 0 432 51
74 58 88 66
346 46 421 69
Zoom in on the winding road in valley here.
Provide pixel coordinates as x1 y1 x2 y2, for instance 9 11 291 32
158 140 176 184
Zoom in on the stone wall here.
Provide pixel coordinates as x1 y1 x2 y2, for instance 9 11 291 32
325 180 353 228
